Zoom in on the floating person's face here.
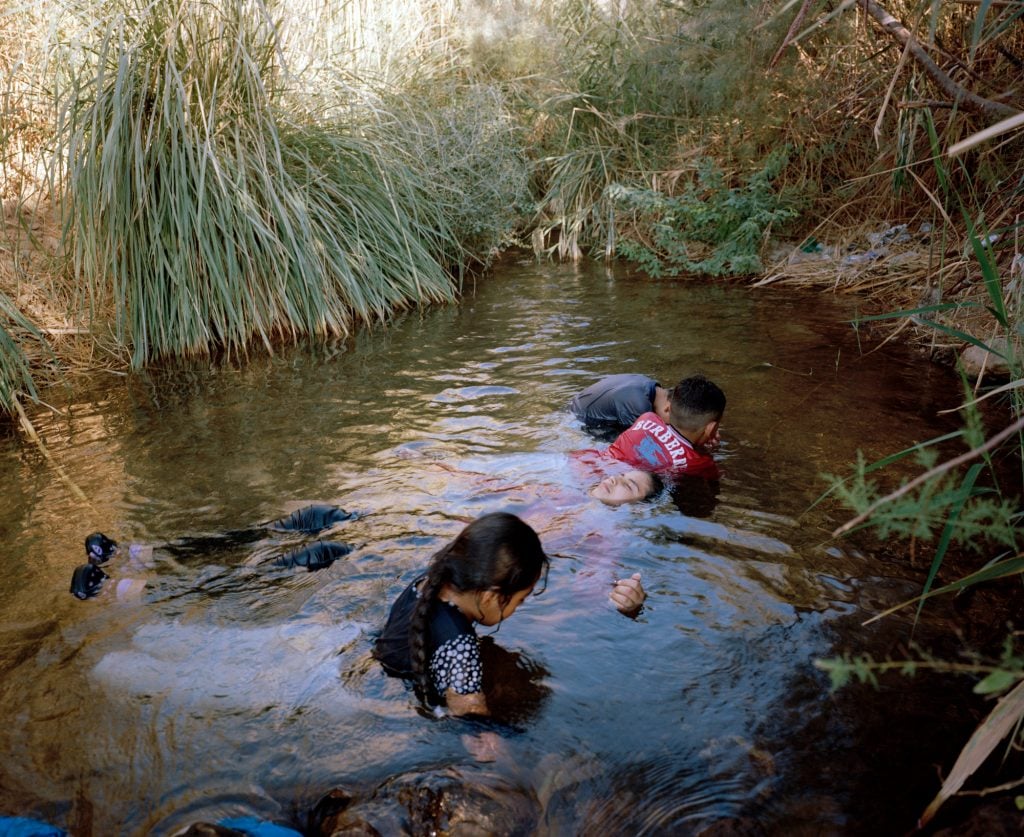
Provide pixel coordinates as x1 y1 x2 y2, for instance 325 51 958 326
590 470 658 506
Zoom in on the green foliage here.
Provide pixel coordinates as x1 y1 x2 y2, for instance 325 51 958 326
824 445 1019 553
832 208 1024 597
56 0 460 366
529 0 796 262
384 83 532 265
816 633 1024 697
815 653 924 691
823 140 1024 817
0 291 42 412
610 149 800 277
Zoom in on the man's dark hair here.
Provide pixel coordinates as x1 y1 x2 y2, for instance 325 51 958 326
669 375 726 431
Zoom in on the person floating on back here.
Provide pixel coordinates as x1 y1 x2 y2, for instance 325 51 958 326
587 469 664 506
569 373 671 430
607 374 726 480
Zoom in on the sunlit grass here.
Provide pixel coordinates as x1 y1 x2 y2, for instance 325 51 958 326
0 292 42 412
56 0 461 365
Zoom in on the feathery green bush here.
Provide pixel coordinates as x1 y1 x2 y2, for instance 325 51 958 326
382 83 532 265
610 149 800 277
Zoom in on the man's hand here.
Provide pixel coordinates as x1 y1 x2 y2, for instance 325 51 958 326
704 426 722 450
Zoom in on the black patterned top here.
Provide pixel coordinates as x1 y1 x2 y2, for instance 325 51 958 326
374 576 483 703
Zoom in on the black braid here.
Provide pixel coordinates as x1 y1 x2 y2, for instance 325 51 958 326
406 512 549 707
408 543 454 703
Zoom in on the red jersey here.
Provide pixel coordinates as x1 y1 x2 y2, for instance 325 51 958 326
607 412 719 479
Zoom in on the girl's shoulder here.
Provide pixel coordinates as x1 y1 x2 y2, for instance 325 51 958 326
429 599 476 646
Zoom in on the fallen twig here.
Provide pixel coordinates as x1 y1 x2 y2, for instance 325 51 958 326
11 395 95 510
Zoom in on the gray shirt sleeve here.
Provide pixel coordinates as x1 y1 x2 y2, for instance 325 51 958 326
569 374 657 426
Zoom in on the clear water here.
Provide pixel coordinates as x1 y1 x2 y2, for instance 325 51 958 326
0 257 987 834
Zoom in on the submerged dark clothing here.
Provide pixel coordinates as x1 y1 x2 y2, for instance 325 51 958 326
264 504 353 533
374 577 483 703
569 374 658 428
70 504 352 600
70 563 108 599
150 504 352 564
275 540 351 571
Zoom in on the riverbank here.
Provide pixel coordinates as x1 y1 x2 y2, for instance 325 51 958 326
3 0 1021 418
0 185 1011 424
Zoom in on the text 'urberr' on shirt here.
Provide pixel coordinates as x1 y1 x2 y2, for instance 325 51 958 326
608 412 719 479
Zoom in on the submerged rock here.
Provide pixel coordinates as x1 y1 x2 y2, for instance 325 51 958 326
960 336 1014 378
311 768 539 836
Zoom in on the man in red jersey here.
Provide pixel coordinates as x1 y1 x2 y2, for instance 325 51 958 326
607 374 725 480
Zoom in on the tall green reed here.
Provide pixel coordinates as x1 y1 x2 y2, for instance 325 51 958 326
532 0 681 259
378 82 532 266
57 0 460 366
0 291 42 413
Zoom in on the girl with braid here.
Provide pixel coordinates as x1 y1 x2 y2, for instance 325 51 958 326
373 512 549 717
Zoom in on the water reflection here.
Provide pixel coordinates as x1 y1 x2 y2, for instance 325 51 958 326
0 258 981 834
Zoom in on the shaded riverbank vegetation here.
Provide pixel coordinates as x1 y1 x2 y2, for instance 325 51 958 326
3 0 1024 825
2 0 1021 406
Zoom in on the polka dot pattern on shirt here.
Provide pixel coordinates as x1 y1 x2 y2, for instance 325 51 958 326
430 634 483 695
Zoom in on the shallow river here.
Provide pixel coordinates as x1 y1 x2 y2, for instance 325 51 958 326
0 258 990 835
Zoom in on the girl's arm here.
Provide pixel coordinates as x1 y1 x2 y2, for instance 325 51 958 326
446 689 489 716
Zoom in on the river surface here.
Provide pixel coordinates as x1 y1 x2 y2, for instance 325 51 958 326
0 257 996 835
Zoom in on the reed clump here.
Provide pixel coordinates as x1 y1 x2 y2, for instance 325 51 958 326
55 0 465 368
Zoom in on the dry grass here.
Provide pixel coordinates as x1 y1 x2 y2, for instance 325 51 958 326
756 212 1023 370
0 195 126 382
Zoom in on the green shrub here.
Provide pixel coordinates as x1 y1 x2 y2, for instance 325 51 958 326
528 0 805 262
384 83 532 265
610 148 801 277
